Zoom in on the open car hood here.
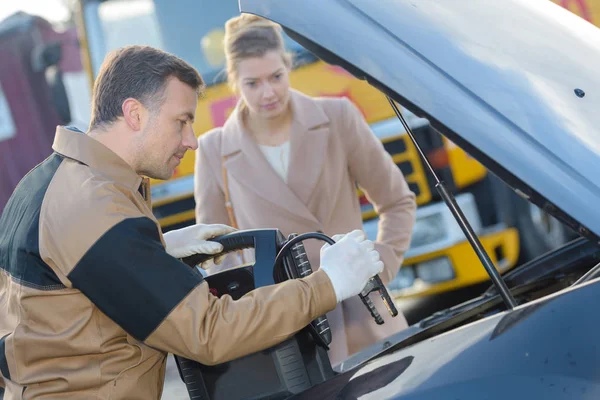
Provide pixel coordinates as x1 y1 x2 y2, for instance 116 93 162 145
239 0 600 241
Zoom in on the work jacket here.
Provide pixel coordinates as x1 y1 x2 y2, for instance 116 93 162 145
0 126 336 399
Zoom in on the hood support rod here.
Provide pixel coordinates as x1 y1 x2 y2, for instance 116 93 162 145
387 97 517 310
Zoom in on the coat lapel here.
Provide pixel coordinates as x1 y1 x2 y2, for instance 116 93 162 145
286 90 331 206
220 98 320 226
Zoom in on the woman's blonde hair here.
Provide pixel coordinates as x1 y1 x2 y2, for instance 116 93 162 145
224 14 293 91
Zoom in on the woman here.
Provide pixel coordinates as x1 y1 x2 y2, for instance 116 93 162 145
193 14 416 367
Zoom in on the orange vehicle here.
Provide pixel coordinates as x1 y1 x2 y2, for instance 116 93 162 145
72 0 595 299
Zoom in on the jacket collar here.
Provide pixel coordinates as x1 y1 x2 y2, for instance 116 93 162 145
217 89 332 227
220 89 329 157
52 126 146 195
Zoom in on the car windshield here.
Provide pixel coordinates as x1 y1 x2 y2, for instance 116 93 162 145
85 0 309 84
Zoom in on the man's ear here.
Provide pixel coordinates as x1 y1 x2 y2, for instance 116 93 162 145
122 98 144 131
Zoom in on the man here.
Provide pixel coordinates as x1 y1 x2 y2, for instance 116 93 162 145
0 45 384 399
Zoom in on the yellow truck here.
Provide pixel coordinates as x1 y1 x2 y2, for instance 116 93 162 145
73 0 595 299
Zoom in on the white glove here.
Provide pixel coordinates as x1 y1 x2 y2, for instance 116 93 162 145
163 224 237 269
319 230 384 303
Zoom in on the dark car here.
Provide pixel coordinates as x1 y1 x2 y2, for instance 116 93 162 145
226 0 600 398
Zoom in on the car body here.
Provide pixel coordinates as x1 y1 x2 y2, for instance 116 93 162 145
236 0 600 397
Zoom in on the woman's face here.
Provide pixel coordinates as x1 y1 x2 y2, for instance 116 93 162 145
236 50 291 120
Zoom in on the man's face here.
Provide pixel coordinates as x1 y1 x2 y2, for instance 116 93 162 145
136 77 199 180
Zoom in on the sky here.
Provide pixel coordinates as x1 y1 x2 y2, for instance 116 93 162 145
0 0 70 24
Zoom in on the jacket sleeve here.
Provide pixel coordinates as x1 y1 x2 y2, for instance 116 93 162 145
40 186 336 366
341 97 417 285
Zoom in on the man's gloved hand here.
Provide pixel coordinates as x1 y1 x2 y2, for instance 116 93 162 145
163 224 237 269
319 230 384 303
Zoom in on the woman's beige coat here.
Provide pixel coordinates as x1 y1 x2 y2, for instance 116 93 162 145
194 89 416 367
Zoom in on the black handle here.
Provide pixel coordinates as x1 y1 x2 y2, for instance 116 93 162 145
360 293 384 325
359 275 399 325
180 230 258 267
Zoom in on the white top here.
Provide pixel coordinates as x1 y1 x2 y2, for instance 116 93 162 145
258 141 291 183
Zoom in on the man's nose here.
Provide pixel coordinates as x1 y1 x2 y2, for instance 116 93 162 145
182 126 198 151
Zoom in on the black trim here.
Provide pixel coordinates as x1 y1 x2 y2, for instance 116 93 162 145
153 196 195 221
382 138 407 155
0 334 9 380
408 183 421 197
0 153 66 290
162 219 196 233
396 161 413 176
67 217 204 341
282 26 595 242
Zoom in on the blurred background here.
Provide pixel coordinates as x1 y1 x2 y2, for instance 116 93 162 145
1 0 596 321
0 1 597 397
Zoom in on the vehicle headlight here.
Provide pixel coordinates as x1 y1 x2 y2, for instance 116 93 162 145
416 257 455 283
406 193 482 256
363 193 482 257
410 213 446 248
388 257 455 291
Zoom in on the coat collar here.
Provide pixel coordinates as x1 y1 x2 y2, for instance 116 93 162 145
220 89 329 156
219 89 332 226
52 126 150 201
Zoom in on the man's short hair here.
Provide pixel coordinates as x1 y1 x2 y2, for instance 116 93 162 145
89 45 204 130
